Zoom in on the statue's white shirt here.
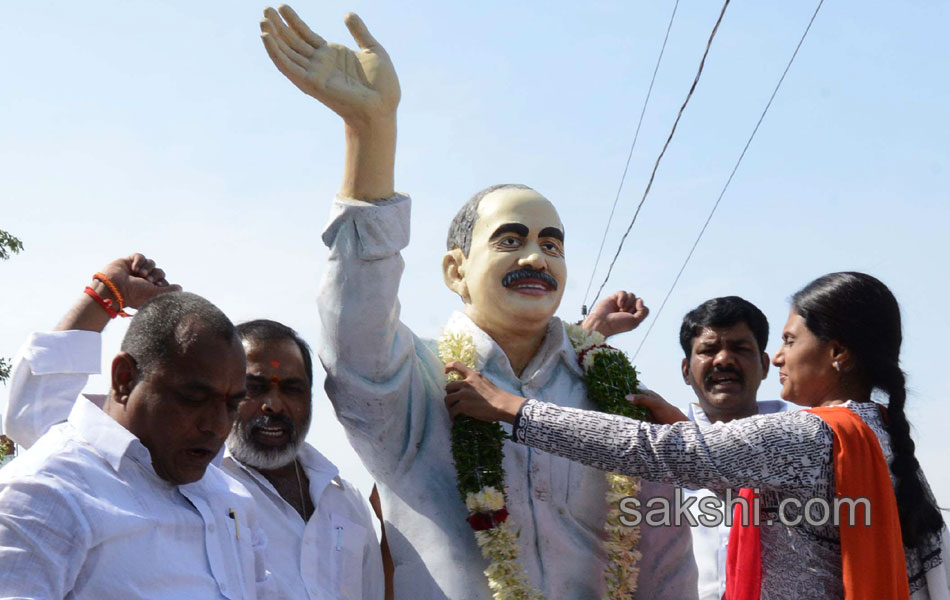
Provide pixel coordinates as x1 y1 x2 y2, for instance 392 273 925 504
318 193 697 599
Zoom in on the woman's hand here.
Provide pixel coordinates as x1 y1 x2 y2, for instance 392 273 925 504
444 362 526 424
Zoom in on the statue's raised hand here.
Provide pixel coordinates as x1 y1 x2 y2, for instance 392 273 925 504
583 290 650 339
261 5 400 125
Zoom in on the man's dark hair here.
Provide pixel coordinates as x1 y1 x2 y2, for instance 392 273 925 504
236 319 313 387
446 183 535 256
121 291 238 377
678 296 769 358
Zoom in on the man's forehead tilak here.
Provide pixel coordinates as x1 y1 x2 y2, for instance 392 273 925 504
246 352 308 388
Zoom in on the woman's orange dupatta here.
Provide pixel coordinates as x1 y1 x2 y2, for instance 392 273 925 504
725 406 910 599
807 406 909 599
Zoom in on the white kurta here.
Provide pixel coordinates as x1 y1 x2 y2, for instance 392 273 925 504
223 445 384 600
0 396 269 599
684 400 790 600
2 330 384 600
318 194 698 599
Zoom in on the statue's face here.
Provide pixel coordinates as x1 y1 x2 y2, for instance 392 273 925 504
451 187 566 336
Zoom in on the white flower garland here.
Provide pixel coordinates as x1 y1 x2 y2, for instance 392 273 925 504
565 323 643 599
440 322 642 599
440 331 543 600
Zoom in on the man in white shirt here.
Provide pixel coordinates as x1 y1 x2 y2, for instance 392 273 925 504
4 259 384 599
259 6 697 598
675 296 789 600
0 256 269 599
225 319 384 600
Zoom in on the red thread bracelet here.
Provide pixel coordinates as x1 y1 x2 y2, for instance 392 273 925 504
84 286 119 319
92 272 131 317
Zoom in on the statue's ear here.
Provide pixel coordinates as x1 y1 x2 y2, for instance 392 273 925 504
442 248 469 300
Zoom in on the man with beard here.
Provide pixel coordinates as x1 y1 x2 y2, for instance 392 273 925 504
3 261 384 599
259 6 697 598
224 319 384 600
673 296 789 600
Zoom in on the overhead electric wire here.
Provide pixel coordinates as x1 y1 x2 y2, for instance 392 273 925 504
581 0 681 314
632 0 826 361
588 0 731 312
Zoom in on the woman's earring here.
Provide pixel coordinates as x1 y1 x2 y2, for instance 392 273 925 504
833 360 841 372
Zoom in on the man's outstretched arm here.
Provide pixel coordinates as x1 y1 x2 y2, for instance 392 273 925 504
260 4 399 200
3 255 178 448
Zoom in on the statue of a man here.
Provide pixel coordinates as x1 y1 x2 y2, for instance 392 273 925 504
260 6 697 598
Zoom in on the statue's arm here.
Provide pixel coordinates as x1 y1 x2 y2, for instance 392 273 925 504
581 290 649 339
262 7 431 461
260 5 399 201
316 191 417 441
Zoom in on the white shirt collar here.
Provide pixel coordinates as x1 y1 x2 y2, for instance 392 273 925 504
224 441 343 501
688 399 791 425
442 311 583 382
68 395 154 475
296 441 343 493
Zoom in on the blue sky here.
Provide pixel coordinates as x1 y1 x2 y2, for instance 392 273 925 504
2 1 948 506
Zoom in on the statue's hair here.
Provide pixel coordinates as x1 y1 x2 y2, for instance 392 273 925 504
446 184 535 256
120 292 237 378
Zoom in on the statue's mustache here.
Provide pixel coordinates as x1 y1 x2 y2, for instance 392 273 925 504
501 268 558 291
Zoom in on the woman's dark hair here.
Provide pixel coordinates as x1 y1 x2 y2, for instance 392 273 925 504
792 271 943 547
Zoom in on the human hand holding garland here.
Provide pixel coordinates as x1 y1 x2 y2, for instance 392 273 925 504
444 361 526 424
441 324 650 598
626 389 689 425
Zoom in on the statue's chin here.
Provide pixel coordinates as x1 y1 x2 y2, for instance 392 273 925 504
477 304 559 339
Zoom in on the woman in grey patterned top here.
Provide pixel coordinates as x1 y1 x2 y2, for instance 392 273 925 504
444 272 949 599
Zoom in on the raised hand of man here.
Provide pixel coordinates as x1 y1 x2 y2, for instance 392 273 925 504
56 253 182 332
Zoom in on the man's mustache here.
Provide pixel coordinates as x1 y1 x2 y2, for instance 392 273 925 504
248 413 296 437
501 268 559 291
704 365 743 385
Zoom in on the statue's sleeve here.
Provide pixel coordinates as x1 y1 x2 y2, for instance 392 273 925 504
318 194 439 476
